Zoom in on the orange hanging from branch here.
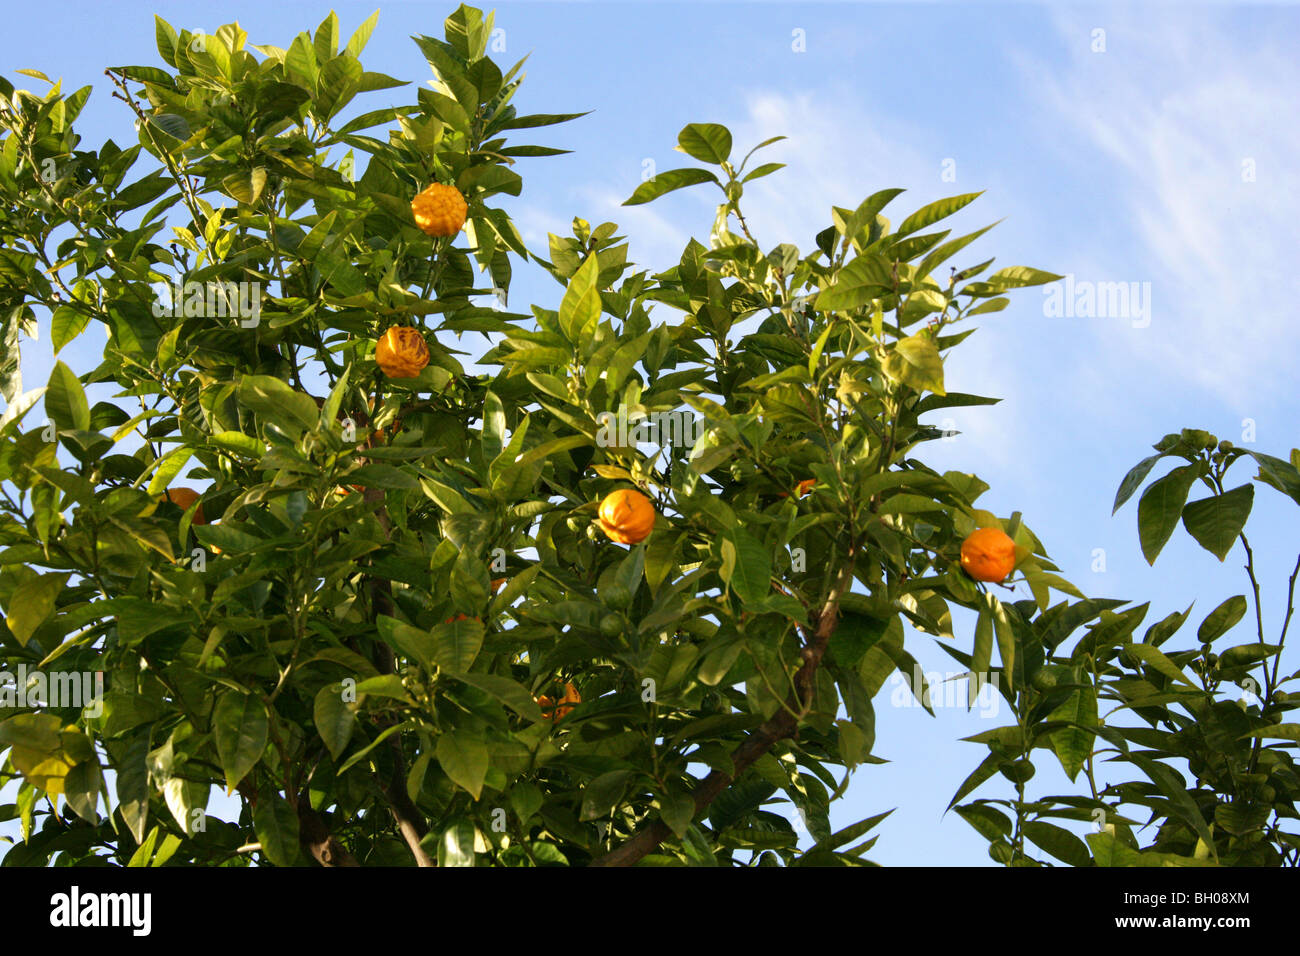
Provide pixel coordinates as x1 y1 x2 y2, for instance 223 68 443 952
960 527 1017 583
411 183 467 237
597 489 656 544
537 682 581 722
375 326 430 379
164 487 206 525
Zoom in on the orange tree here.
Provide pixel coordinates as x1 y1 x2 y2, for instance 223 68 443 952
950 431 1300 867
0 5 1126 867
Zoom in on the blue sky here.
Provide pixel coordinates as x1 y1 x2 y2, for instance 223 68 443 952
3 2 1299 866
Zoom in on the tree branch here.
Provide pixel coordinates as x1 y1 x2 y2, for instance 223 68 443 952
362 482 436 867
297 802 360 867
590 564 855 866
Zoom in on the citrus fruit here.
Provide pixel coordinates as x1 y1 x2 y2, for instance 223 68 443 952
1030 664 1070 693
375 326 429 379
960 527 1017 583
411 183 467 237
597 488 656 545
602 582 632 610
999 758 1035 784
795 478 815 498
599 613 623 638
537 682 580 721
164 487 206 524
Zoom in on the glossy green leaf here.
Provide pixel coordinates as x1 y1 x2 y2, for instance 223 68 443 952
1181 484 1253 561
213 692 267 791
1137 464 1200 564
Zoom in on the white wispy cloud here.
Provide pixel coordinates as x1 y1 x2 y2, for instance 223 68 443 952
1022 7 1300 407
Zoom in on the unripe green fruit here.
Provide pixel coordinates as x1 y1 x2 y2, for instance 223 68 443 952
1218 439 1233 453
1031 664 1069 692
602 582 632 610
599 613 623 638
1000 758 1035 784
989 841 1014 864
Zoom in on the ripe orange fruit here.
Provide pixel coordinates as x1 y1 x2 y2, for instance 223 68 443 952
491 577 507 593
537 682 581 721
411 183 467 237
795 478 816 498
164 487 206 524
375 326 430 379
597 489 656 545
960 527 1017 583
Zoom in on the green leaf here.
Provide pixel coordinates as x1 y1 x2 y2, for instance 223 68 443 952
982 266 1064 289
559 253 601 343
238 374 319 436
450 672 544 722
1113 453 1163 514
624 167 719 206
213 692 267 791
895 192 982 238
1124 643 1198 687
50 306 91 354
348 463 419 489
1137 464 1200 564
209 431 264 458
720 527 770 603
990 596 1016 687
154 16 179 66
815 253 893 313
376 614 435 667
5 572 69 645
511 783 544 825
314 684 355 760
163 777 207 835
436 732 489 800
346 9 380 57
313 10 339 61
1047 683 1097 781
1181 484 1253 561
145 446 195 497
1237 724 1300 742
580 769 632 821
430 616 484 672
971 605 993 689
741 162 785 183
677 123 732 164
63 760 102 823
253 790 299 867
660 789 695 839
438 819 477 866
1197 595 1247 643
1023 821 1091 867
45 361 90 432
116 736 150 844
319 366 350 430
882 333 945 395
1144 603 1192 646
